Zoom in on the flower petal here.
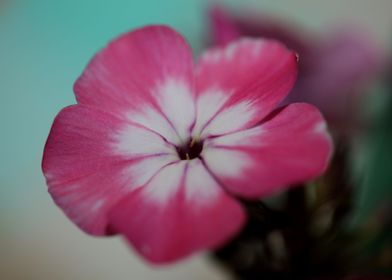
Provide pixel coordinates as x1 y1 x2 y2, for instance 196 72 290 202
203 103 332 198
209 5 315 59
194 38 297 137
108 160 245 263
42 105 178 235
74 25 196 143
209 5 241 46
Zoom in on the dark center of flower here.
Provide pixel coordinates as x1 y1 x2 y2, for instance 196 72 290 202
176 138 203 160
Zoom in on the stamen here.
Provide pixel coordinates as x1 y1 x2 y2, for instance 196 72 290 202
190 138 196 148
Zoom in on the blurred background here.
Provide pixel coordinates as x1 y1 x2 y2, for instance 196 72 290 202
0 0 391 279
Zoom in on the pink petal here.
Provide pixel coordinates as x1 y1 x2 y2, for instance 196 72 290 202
74 25 196 142
42 105 178 235
194 38 297 136
108 160 245 263
209 5 241 46
202 103 332 198
209 5 316 60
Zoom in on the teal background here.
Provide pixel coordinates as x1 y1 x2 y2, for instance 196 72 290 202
0 0 391 279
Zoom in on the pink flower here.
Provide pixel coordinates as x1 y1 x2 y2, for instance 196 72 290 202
210 6 384 135
42 25 332 263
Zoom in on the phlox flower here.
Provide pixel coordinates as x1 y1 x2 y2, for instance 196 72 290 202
42 25 332 263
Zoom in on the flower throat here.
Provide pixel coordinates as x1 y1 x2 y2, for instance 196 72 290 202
176 138 203 160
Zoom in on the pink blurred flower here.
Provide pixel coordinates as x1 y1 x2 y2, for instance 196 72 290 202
42 26 332 263
210 6 384 135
